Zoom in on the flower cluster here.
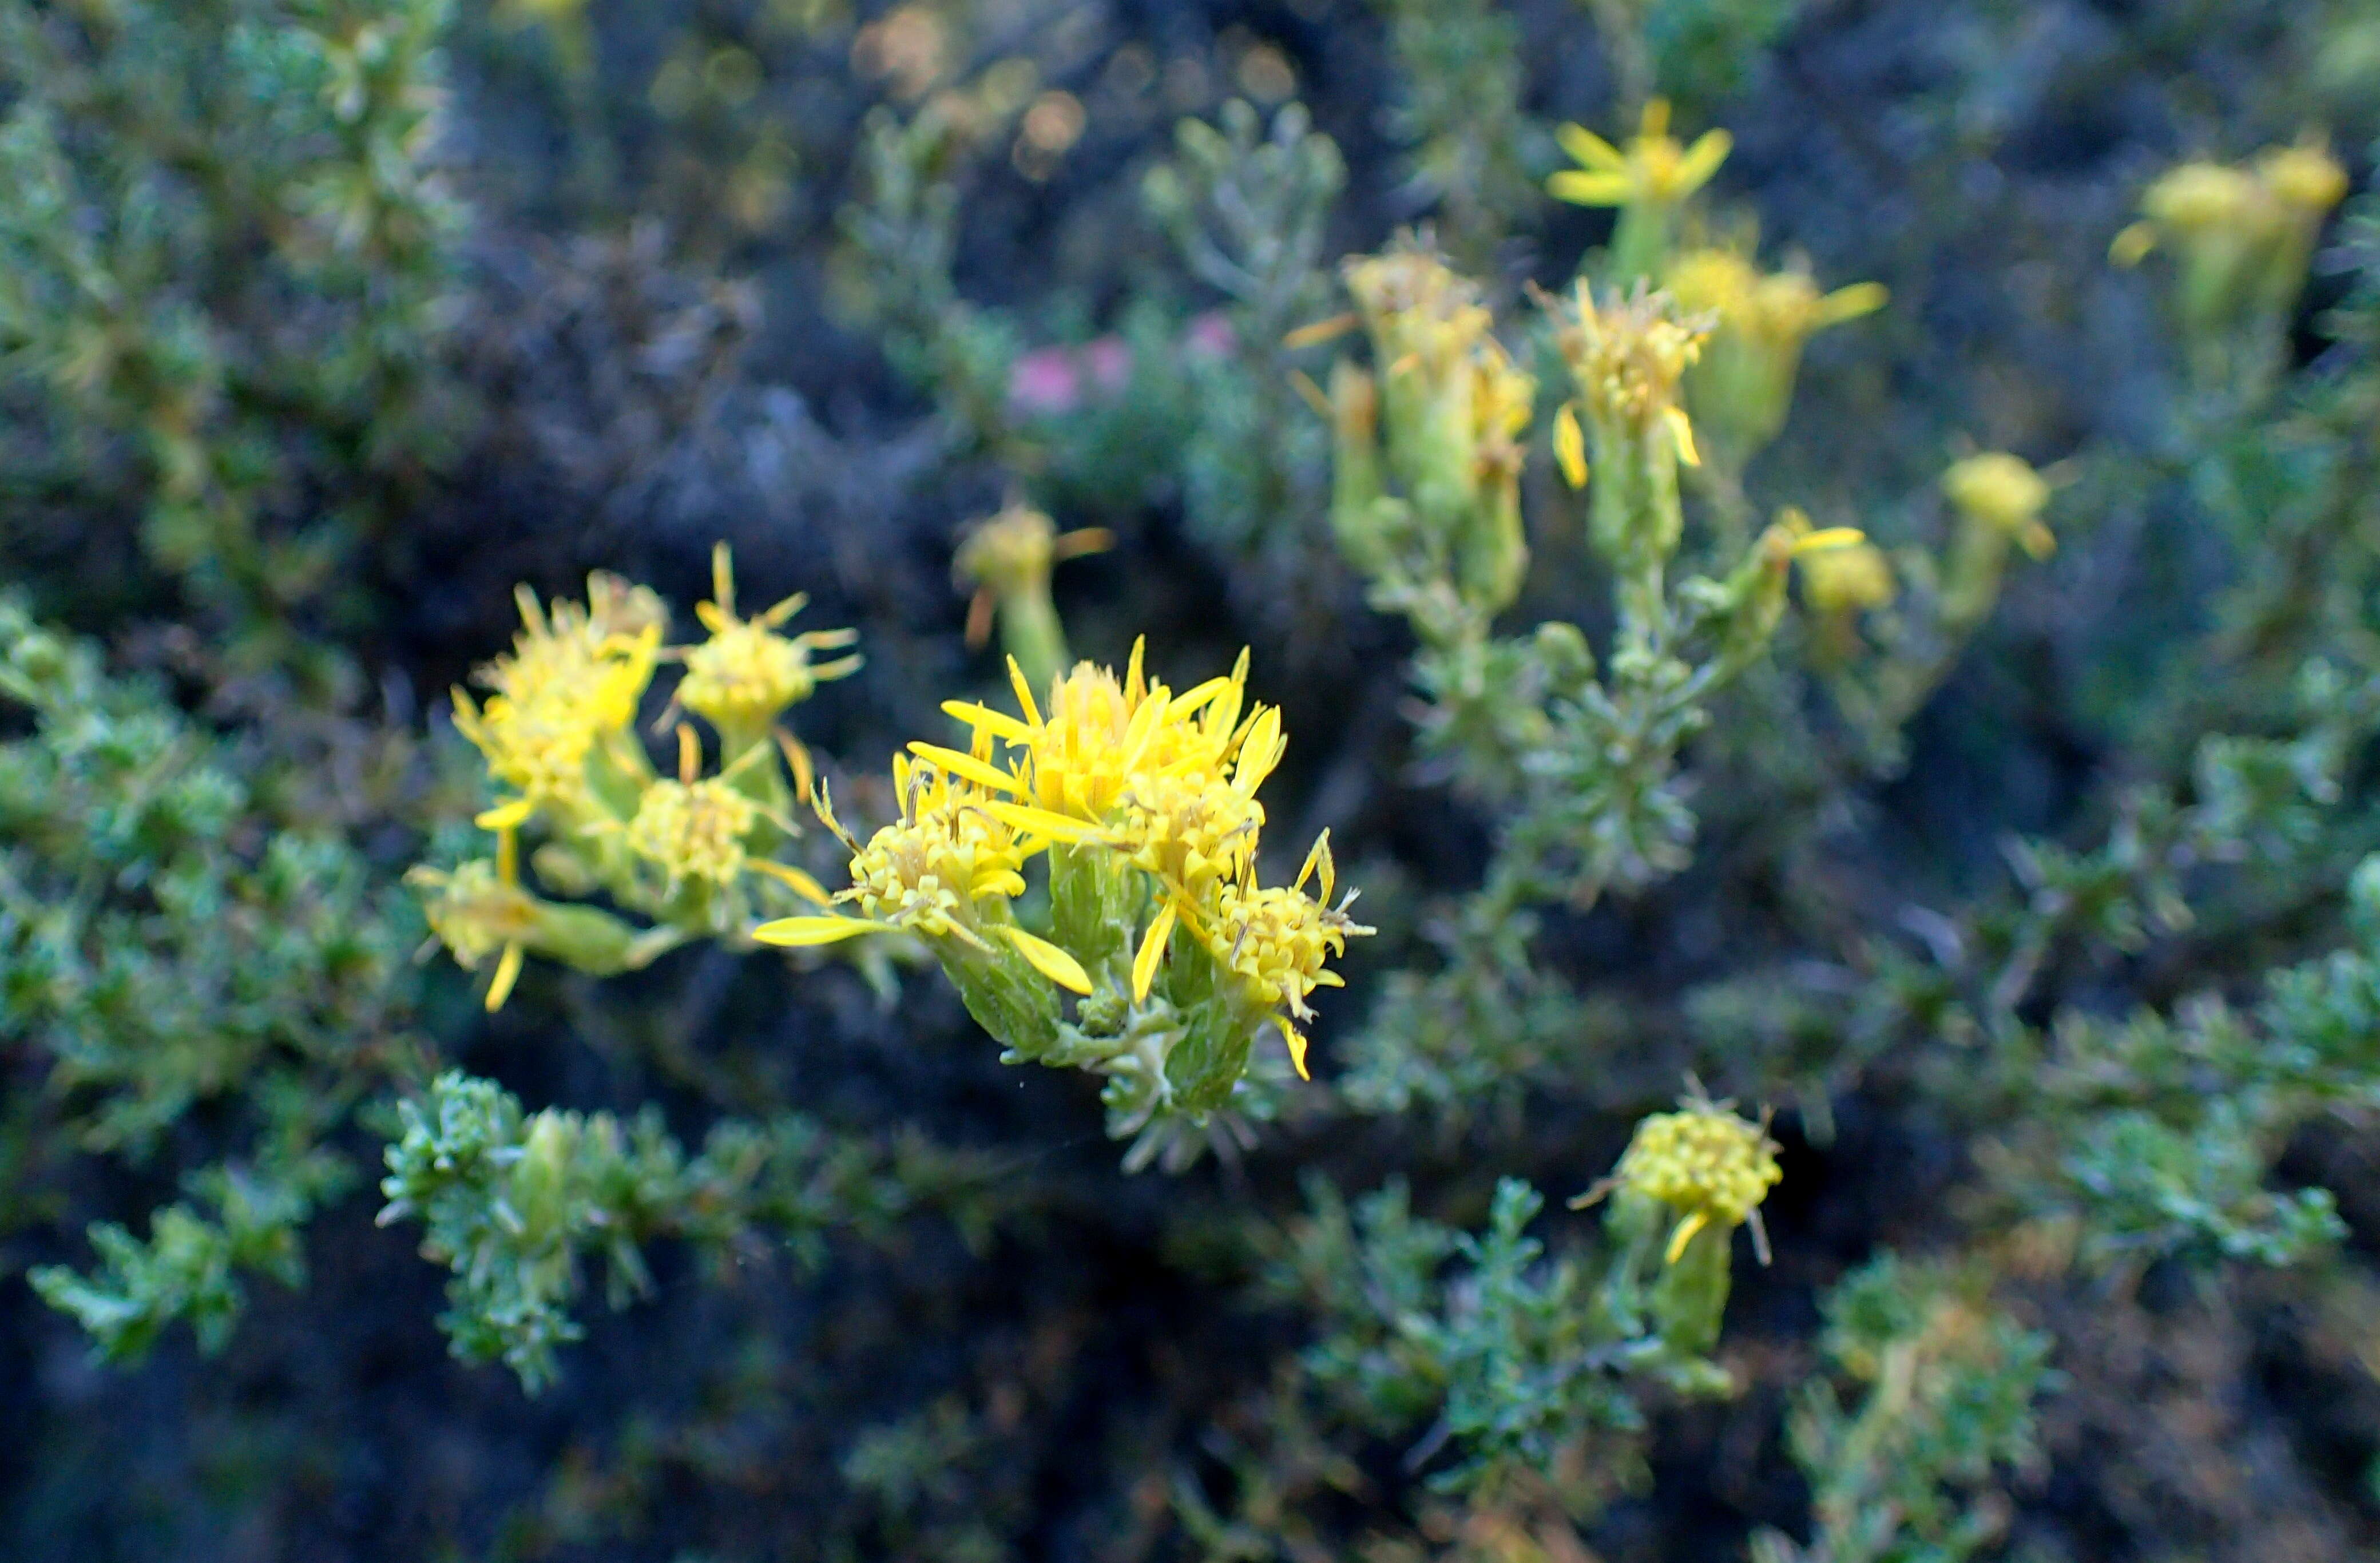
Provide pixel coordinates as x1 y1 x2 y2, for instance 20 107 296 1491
414 548 856 1009
759 642 1368 1150
1323 238 1533 628
2112 137 2349 373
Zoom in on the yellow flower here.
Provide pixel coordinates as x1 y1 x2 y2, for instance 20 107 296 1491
2258 140 2349 213
1342 244 1497 380
1664 247 1886 463
1942 452 2054 560
1798 538 1896 614
1110 767 1266 914
624 727 762 892
926 640 1268 828
407 828 538 1012
673 543 860 740
2140 161 2263 233
1547 98 1730 210
1593 1094 1782 1264
1668 248 1887 352
952 502 1113 648
451 574 664 815
1204 833 1371 1080
1548 280 1710 468
753 749 1030 951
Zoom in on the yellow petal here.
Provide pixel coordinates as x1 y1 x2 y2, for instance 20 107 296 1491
1282 312 1358 350
1005 926 1093 995
1005 656 1042 728
1232 705 1284 795
984 800 1104 842
709 541 736 615
1168 674 1235 720
1133 901 1177 1003
905 741 1022 795
2020 520 2057 561
1052 527 1114 561
748 859 835 905
476 798 537 831
2109 221 2157 268
1664 404 1702 468
1276 1016 1310 1081
1675 129 1732 196
1553 403 1588 489
1790 526 1868 556
1664 1208 1712 1266
1816 281 1889 327
1554 121 1625 171
1548 170 1635 207
752 915 888 946
941 700 1036 745
1295 829 1335 902
485 941 525 1012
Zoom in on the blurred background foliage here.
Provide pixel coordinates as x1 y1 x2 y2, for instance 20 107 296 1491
4 0 2380 1558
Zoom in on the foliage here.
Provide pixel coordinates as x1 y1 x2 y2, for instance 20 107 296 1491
378 1069 992 1390
6 2 2380 1560
1754 1255 2055 1563
0 0 462 665
0 597 415 1358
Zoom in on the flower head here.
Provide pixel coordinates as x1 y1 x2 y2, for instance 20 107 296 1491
1205 833 1371 1079
1943 452 2054 560
674 544 859 740
407 829 538 1011
1664 247 1886 462
1548 98 1730 211
625 731 761 892
2258 141 2349 213
1596 1092 1783 1264
1668 248 1888 354
1798 538 1896 614
1549 280 1710 468
451 575 664 814
1342 243 1497 377
2140 161 2263 233
929 640 1267 828
755 749 1030 954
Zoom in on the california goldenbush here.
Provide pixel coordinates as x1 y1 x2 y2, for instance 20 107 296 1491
5 1 2380 1559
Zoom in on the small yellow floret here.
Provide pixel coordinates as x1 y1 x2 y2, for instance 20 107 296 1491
1342 245 1497 379
1668 248 1888 350
757 753 1030 952
1549 281 1710 463
407 830 538 1011
2140 161 2262 232
2257 141 2349 213
675 544 859 735
626 777 759 889
1799 539 1897 614
1943 451 2054 559
1610 1100 1783 1263
451 574 664 812
1547 97 1731 209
